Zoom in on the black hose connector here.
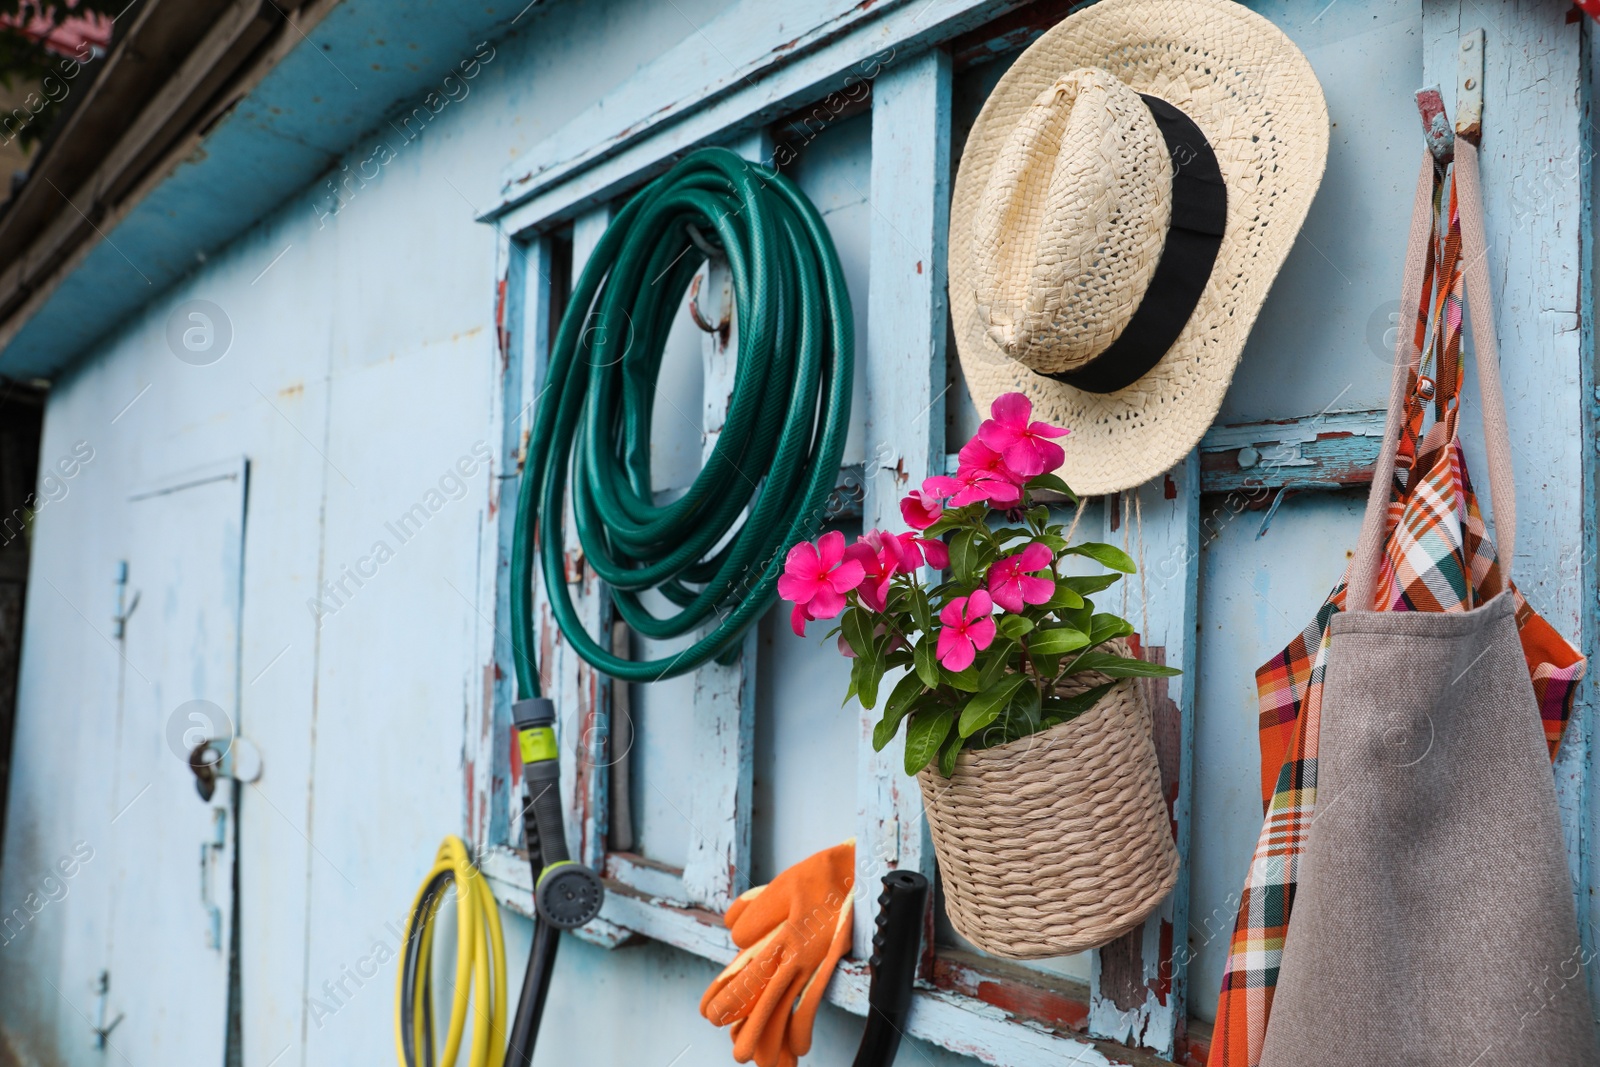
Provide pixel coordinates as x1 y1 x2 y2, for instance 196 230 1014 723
851 870 929 1067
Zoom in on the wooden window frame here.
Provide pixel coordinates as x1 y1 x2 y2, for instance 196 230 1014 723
463 2 1600 1064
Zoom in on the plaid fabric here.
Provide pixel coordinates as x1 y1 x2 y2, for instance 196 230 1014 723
1210 169 1586 1067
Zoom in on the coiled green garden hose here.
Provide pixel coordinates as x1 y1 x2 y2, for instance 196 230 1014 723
510 146 854 693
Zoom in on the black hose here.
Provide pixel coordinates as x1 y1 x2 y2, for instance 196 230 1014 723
852 870 929 1067
505 920 559 1067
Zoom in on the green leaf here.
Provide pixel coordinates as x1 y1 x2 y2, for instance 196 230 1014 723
1026 505 1050 531
1087 613 1135 647
1040 681 1117 721
914 637 941 688
854 655 886 709
975 641 1014 691
841 609 875 659
1059 573 1122 597
1066 651 1183 678
1057 602 1093 634
997 614 1035 639
1026 472 1078 502
1065 541 1137 573
1009 681 1042 735
909 588 933 633
920 504 983 539
946 665 982 693
950 529 980 583
959 673 1029 738
937 727 963 777
1044 580 1085 612
904 707 954 775
1029 626 1091 657
873 672 927 749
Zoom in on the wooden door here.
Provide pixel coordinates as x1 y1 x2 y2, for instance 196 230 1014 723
102 459 246 1064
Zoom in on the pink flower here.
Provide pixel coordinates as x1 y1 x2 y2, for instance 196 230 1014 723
925 440 1023 509
987 542 1056 614
900 489 943 530
845 531 907 612
778 531 864 636
936 590 996 672
914 536 949 570
978 393 1069 479
882 531 951 573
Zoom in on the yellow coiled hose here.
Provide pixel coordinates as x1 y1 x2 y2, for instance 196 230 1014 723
394 836 508 1067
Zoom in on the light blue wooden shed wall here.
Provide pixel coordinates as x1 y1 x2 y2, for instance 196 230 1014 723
0 0 1594 1065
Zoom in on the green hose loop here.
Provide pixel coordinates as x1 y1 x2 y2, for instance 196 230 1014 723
511 147 854 695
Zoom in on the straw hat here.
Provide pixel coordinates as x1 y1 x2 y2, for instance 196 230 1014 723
950 0 1328 495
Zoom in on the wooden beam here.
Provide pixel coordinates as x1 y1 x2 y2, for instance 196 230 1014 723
489 0 1034 234
947 409 1391 496
557 208 616 876
480 843 1162 1067
1087 454 1199 1059
678 129 770 913
1420 0 1591 1002
1197 409 1385 495
856 47 951 962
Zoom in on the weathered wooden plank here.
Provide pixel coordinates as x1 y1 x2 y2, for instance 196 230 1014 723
523 208 617 881
1197 409 1386 495
474 228 547 856
947 408 1391 496
856 47 951 962
932 949 1092 1036
1088 452 1199 1059
604 850 691 904
1584 13 1600 1016
568 208 615 875
1422 2 1591 971
489 0 1032 234
480 846 1151 1067
680 132 767 910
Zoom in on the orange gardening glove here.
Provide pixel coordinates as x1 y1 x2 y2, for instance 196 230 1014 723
700 840 855 1066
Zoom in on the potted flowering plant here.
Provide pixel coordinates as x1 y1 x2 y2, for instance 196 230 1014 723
779 393 1182 959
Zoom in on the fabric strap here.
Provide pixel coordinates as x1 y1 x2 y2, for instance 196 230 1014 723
1039 94 1228 395
1349 142 1516 610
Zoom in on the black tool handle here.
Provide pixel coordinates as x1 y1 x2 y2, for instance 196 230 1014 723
851 870 929 1067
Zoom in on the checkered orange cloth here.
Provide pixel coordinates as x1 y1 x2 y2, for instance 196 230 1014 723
1209 167 1585 1067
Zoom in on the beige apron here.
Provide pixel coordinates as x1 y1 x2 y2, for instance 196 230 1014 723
1260 141 1599 1065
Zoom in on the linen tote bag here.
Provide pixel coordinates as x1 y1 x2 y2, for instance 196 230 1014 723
1245 143 1599 1066
1213 150 1591 1067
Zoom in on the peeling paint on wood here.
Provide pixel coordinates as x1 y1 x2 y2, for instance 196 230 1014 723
1198 409 1386 495
680 131 766 914
1089 453 1199 1059
856 48 951 963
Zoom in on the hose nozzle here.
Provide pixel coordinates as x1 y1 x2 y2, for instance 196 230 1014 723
513 698 604 929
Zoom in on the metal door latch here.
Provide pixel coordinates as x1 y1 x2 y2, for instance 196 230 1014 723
187 735 263 801
199 808 227 950
91 970 124 1049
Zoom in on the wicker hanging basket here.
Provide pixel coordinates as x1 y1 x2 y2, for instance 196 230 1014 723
917 644 1179 959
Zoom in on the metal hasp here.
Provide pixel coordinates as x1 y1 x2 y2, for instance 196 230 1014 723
1456 29 1485 144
